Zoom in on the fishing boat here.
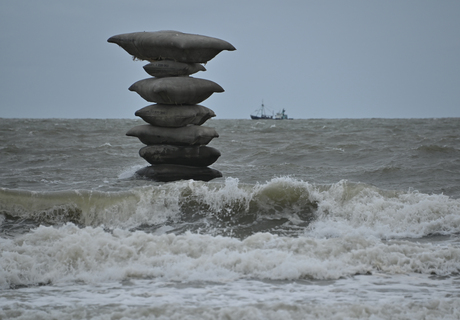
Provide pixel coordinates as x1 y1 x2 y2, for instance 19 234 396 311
251 102 292 120
250 102 273 120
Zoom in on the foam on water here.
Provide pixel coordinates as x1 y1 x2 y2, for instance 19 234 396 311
305 179 460 239
1 177 459 239
1 222 459 289
117 164 145 180
1 276 460 319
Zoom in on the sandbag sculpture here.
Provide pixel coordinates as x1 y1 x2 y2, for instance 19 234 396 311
108 30 235 182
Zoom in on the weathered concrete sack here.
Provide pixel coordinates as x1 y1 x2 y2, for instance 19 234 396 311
143 61 206 78
135 104 215 127
129 77 224 105
139 145 221 167
136 164 222 182
126 124 218 146
107 30 236 63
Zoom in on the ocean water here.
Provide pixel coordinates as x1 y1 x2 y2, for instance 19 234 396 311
1 117 459 319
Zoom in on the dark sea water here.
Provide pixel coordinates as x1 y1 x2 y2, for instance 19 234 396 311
1 118 460 319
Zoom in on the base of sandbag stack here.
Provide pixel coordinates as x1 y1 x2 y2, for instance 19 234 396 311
136 164 222 182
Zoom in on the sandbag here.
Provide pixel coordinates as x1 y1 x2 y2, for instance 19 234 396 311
136 164 222 182
126 124 218 146
107 30 236 63
135 104 215 127
143 61 206 78
139 145 221 167
129 77 224 105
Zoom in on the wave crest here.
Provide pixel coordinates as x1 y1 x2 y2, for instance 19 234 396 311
1 177 459 239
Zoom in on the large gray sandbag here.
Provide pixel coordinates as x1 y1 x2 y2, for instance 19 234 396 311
139 145 221 167
107 30 236 63
135 104 215 127
143 61 205 78
126 124 218 146
129 77 224 105
136 165 222 182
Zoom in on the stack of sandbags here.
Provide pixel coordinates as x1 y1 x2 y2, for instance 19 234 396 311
108 30 235 182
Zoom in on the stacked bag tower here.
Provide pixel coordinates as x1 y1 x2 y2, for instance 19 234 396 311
108 30 235 182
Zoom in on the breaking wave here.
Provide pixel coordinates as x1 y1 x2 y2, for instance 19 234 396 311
1 177 459 240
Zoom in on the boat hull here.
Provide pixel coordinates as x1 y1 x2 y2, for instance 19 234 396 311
250 115 273 120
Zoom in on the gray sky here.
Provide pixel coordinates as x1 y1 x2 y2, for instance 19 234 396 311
1 0 459 119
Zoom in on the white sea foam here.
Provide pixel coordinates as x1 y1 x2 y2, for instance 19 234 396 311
185 177 255 214
305 179 460 239
1 223 459 289
1 275 459 319
2 177 460 239
98 142 112 147
117 164 145 180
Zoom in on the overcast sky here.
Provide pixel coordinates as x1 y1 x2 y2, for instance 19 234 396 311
1 0 459 119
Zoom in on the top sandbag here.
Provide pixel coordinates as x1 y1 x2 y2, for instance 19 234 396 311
107 30 236 63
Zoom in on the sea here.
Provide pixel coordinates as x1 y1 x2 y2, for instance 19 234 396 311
1 117 459 319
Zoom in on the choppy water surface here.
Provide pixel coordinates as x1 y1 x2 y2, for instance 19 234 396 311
1 118 460 319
